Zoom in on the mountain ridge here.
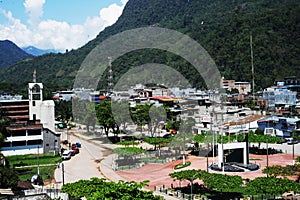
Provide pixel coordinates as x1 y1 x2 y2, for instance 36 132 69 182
0 0 299 91
0 40 33 70
22 46 60 56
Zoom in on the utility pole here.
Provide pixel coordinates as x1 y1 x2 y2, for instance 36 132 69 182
250 35 255 100
37 144 40 175
211 111 214 165
292 142 295 165
266 139 269 177
62 163 65 185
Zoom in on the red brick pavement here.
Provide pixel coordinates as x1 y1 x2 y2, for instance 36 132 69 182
116 153 299 190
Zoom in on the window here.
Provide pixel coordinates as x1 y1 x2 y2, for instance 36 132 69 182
12 141 26 147
28 130 41 136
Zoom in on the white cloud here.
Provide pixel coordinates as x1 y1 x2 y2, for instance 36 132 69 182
24 0 46 27
100 3 124 26
0 0 128 51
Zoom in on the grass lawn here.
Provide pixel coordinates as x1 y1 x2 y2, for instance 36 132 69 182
7 153 61 182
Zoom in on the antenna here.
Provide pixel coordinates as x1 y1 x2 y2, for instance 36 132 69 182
108 57 113 93
250 35 254 99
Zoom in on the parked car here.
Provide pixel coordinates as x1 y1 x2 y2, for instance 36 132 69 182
62 150 72 160
286 138 298 145
71 143 77 149
163 134 172 139
71 144 80 154
75 142 81 148
69 149 75 156
74 147 80 154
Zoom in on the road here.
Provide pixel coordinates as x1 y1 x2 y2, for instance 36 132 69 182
54 134 107 188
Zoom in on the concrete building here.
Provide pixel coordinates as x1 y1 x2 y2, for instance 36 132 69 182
263 87 297 107
221 77 251 94
0 81 59 156
257 116 300 137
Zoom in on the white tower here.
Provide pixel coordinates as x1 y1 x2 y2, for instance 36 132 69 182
28 70 55 131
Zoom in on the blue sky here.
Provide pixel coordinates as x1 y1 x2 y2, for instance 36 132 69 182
0 0 128 50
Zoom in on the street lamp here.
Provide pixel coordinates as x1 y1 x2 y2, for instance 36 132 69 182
266 139 269 177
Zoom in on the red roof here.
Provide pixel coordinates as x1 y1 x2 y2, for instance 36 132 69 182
149 96 181 101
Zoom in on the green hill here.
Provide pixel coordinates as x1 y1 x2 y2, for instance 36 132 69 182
0 0 299 92
0 40 33 70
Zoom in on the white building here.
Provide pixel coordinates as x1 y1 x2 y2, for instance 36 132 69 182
1 81 58 156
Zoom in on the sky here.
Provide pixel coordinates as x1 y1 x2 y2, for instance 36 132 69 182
0 0 128 51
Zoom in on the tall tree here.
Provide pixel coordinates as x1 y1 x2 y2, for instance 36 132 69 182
73 99 96 133
54 100 72 121
148 105 167 137
111 101 132 133
95 100 120 137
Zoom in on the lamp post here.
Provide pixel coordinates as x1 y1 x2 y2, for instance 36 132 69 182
210 111 214 165
37 144 40 175
266 139 269 177
292 142 295 165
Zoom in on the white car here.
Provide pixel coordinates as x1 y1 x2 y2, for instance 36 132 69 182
62 150 72 160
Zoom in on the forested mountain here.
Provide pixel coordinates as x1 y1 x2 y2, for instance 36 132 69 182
0 0 299 92
0 40 33 70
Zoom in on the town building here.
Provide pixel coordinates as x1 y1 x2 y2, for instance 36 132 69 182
257 116 300 137
0 80 59 156
263 87 297 108
221 77 251 94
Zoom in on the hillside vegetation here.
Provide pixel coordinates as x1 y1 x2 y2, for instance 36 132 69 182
0 40 33 70
0 0 299 91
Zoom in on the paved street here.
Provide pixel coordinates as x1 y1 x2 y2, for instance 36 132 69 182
54 131 180 200
54 134 106 187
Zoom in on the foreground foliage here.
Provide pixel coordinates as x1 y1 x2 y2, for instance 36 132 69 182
61 178 161 200
169 169 300 197
244 177 300 196
262 164 300 177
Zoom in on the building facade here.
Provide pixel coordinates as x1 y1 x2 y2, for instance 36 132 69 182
0 82 59 156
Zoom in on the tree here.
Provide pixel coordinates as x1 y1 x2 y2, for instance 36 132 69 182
148 105 167 137
54 99 72 121
73 99 96 133
170 117 195 164
202 173 243 193
169 169 206 196
0 168 19 190
61 178 161 200
95 100 120 137
244 177 300 196
262 164 300 178
111 101 132 133
131 104 150 134
144 137 172 151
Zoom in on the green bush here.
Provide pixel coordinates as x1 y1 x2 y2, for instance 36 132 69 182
116 141 139 146
113 147 146 156
174 161 191 170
